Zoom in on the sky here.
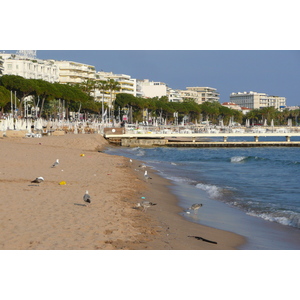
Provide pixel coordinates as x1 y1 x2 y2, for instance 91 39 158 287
2 50 300 106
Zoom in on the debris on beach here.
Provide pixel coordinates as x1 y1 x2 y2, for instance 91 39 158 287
80 154 85 157
188 236 217 244
59 181 66 185
31 177 44 183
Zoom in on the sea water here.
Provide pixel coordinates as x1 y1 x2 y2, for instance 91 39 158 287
106 144 300 249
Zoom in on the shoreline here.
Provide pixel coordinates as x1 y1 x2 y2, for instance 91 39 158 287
0 134 245 250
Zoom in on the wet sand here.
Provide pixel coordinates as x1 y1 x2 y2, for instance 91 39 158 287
0 133 245 250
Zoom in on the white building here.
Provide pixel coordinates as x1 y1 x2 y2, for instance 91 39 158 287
222 102 251 115
178 89 198 102
96 71 136 95
167 88 182 102
54 60 96 85
94 71 137 105
138 79 167 98
1 52 59 83
230 91 286 110
185 87 220 104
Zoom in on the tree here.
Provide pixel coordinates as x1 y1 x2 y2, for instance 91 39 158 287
0 86 11 113
0 75 37 115
106 79 121 122
97 80 109 121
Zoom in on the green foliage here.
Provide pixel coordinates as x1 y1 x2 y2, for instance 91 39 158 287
0 86 11 109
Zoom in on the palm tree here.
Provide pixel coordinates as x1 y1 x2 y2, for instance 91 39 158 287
106 79 121 123
97 80 109 123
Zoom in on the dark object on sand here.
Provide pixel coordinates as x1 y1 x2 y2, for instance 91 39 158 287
83 190 91 204
31 177 44 183
188 236 217 244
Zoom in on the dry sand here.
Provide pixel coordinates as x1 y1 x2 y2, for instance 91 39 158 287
0 133 245 250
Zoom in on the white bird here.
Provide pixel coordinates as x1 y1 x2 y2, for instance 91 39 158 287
144 170 152 181
83 190 91 205
31 176 44 183
136 200 157 212
188 203 203 214
51 159 59 168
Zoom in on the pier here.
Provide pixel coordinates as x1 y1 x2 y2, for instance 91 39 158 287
104 129 300 147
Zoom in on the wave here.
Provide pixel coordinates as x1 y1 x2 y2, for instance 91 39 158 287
247 210 300 229
230 156 248 163
196 183 223 199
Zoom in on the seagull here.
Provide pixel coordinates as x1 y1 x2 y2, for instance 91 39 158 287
51 159 59 168
31 177 44 183
83 190 91 206
188 203 203 214
144 170 152 181
136 200 157 212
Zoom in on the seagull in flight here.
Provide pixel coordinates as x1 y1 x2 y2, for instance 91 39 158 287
51 159 59 168
136 200 157 212
83 190 91 206
31 177 44 183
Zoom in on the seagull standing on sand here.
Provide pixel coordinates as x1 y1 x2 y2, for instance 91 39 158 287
83 190 91 206
188 203 203 214
144 170 152 182
136 200 157 212
31 177 44 183
51 159 59 168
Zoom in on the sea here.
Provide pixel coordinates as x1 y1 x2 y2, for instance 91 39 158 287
105 137 300 250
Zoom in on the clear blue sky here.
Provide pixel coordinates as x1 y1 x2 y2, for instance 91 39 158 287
3 50 300 106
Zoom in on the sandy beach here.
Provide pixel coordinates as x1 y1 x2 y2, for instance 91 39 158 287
0 133 245 250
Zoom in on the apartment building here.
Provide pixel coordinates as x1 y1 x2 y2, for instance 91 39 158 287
167 88 182 102
54 60 96 85
185 87 220 104
230 91 286 110
97 71 135 95
1 52 59 82
138 79 167 98
94 71 136 105
178 89 198 102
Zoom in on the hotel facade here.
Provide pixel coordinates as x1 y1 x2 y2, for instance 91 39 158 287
1 52 59 83
230 91 286 111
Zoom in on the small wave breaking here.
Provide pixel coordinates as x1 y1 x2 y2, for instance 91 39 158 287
247 210 300 229
196 183 223 199
230 156 247 163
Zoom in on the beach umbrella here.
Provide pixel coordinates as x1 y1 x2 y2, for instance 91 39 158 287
1 119 8 131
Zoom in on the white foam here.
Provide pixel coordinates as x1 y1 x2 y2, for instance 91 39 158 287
247 211 300 228
196 183 222 199
230 156 247 163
